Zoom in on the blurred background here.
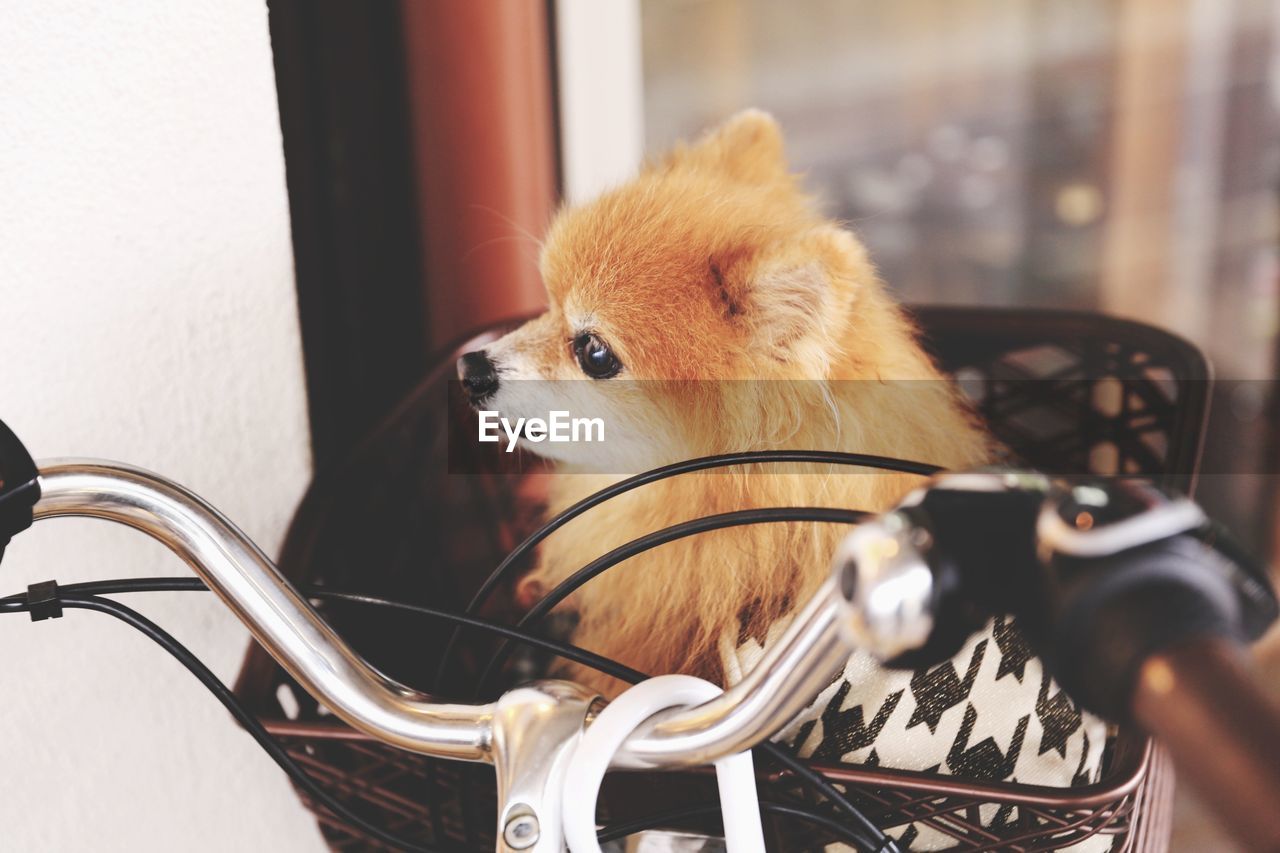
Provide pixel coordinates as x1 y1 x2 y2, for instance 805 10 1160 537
640 0 1280 554
2 0 1278 850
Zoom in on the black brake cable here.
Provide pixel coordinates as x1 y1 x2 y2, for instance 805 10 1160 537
11 578 632 680
472 506 869 698
435 450 941 689
0 592 449 853
0 580 895 852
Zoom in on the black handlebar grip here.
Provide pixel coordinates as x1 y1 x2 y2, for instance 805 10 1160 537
0 417 40 564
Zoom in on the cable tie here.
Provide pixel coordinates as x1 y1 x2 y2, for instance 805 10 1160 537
27 580 63 621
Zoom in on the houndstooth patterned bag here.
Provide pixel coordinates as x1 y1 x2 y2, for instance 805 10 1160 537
722 614 1110 850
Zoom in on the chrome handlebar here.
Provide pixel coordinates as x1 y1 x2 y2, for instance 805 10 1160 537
31 460 850 771
30 459 1280 852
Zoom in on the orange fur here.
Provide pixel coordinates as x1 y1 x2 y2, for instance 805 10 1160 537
491 111 993 695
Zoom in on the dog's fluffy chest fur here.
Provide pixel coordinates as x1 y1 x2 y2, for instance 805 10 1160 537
531 373 991 696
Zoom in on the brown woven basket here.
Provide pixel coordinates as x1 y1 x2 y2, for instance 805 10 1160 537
236 306 1208 850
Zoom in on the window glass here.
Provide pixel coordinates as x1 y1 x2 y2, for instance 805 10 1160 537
642 0 1279 375
641 0 1280 552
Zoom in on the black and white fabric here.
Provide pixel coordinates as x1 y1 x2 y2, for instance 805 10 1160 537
721 615 1110 851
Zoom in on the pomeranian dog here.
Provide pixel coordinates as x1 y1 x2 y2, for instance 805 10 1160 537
458 109 992 693
458 113 1108 813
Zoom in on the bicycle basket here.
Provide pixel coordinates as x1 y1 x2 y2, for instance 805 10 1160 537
234 306 1207 850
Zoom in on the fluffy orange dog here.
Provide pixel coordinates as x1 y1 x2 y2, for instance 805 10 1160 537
460 111 992 696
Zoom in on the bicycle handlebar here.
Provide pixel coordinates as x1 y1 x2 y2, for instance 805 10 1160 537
25 458 1280 851
31 459 851 771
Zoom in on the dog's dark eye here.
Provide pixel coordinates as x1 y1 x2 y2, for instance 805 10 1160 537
573 333 622 379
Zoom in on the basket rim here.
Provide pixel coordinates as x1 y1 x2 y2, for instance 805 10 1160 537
800 730 1150 809
261 718 1150 809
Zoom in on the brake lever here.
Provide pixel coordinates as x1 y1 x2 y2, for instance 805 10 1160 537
831 468 1280 718
830 469 1050 669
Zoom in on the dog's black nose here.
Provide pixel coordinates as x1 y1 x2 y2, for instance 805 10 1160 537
457 350 499 401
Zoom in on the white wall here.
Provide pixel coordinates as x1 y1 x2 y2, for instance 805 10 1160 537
555 0 645 203
0 3 323 850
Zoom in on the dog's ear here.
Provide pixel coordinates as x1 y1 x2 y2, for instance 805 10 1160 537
713 227 866 355
712 252 828 355
666 110 789 184
745 260 829 353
